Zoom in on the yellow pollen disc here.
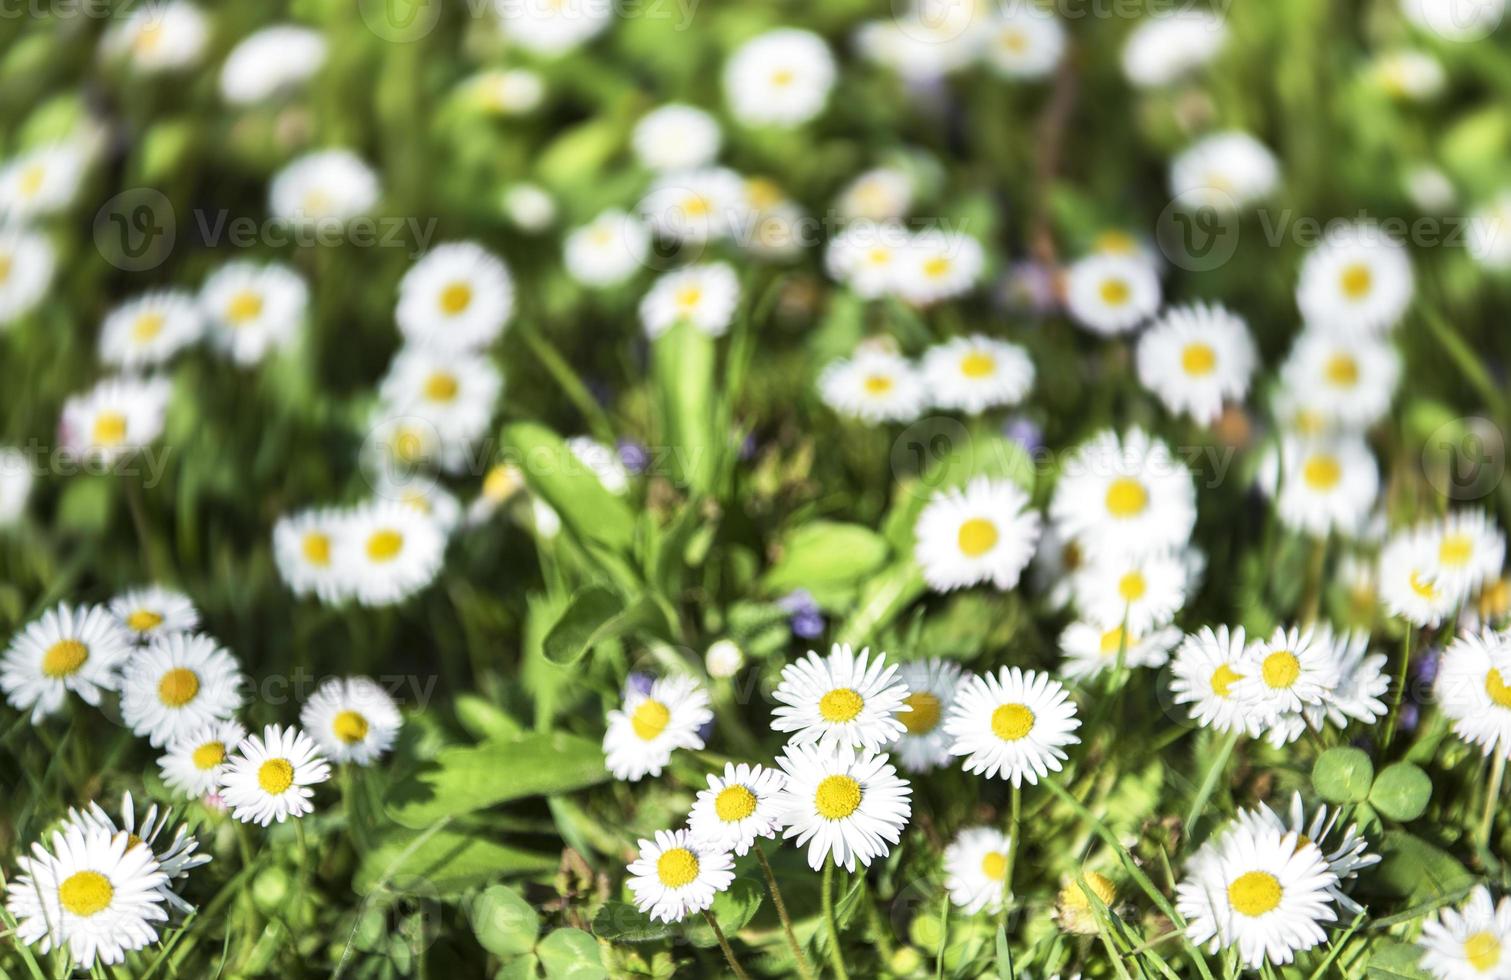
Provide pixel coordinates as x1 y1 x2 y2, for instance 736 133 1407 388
675 286 703 309
126 609 163 633
1104 477 1148 518
333 710 370 744
1180 342 1217 376
770 68 795 87
92 411 128 447
960 351 996 378
1440 533 1474 567
1485 669 1511 709
483 464 518 501
746 178 782 209
366 529 404 561
157 668 200 708
814 774 862 820
1099 278 1131 306
1210 664 1241 698
981 851 1009 880
1294 409 1326 436
1302 455 1341 491
681 194 711 217
922 256 952 279
1094 230 1137 254
1261 651 1301 689
819 688 865 723
423 372 459 402
42 640 88 679
863 374 893 395
391 428 427 463
714 784 757 822
1100 628 1128 655
302 531 331 566
132 312 165 343
302 189 332 216
631 699 670 740
900 691 942 734
1001 29 1027 52
1118 571 1147 602
1227 870 1282 917
133 22 163 52
58 870 114 918
865 246 892 266
1060 872 1117 911
1324 354 1359 387
192 741 226 770
1339 263 1372 299
0 254 11 283
1464 931 1503 971
656 847 700 887
1063 541 1082 572
19 165 45 197
439 282 473 315
226 290 263 324
957 517 999 557
1410 571 1438 600
124 834 143 851
991 703 1035 741
258 758 295 795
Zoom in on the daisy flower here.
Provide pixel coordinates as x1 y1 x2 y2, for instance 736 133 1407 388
913 477 1041 593
944 667 1082 786
1400 0 1508 42
855 13 983 82
68 791 212 914
59 375 171 464
268 149 379 228
300 675 403 765
502 183 555 231
887 658 964 773
373 474 464 537
4 823 168 968
983 4 1066 79
638 167 745 244
199 261 309 366
1231 625 1340 721
109 586 199 646
771 644 911 752
1 603 132 721
632 104 722 172
1278 327 1401 430
639 262 741 339
101 1 208 73
1071 548 1190 633
273 507 351 603
0 224 57 324
835 167 914 223
825 220 911 299
1295 222 1414 333
1121 9 1228 88
818 346 926 424
1257 434 1380 539
0 141 86 220
462 68 545 116
218 723 332 825
563 210 650 287
1429 510 1508 599
894 230 985 306
723 29 836 128
921 335 1034 415
0 447 34 525
337 500 447 607
626 829 735 923
1169 626 1262 735
1379 528 1467 628
603 674 713 781
1418 885 1511 980
1060 621 1182 681
1064 252 1161 335
1168 132 1279 212
773 743 913 871
1175 823 1338 968
1368 49 1446 102
99 290 203 370
1049 427 1197 558
219 24 327 105
1467 190 1511 272
119 632 245 748
1232 793 1380 914
159 719 245 799
396 242 514 353
377 345 502 448
1315 626 1391 729
688 762 787 856
494 0 612 56
1056 871 1120 935
943 827 1015 914
1031 526 1085 610
1135 302 1258 425
1435 630 1511 760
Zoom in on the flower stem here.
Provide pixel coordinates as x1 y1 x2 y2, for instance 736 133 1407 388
1382 627 1415 750
755 842 816 980
822 856 851 980
701 909 752 980
996 784 1022 935
1480 751 1506 856
1184 728 1242 836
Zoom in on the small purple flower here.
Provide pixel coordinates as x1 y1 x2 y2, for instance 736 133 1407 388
1397 702 1420 735
1001 415 1043 453
738 433 758 462
778 589 818 614
999 261 1059 316
791 609 826 640
1413 647 1441 686
625 672 654 698
617 438 650 475
696 717 716 742
778 590 825 639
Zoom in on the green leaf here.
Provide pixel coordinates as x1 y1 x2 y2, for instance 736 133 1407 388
500 422 636 555
591 901 676 943
835 560 927 649
762 521 891 596
56 476 114 534
537 928 608 979
652 318 719 496
386 732 610 829
354 827 556 896
544 585 671 666
1373 831 1474 902
1369 763 1433 823
1312 746 1375 804
471 885 540 957
454 695 524 742
1365 938 1433 979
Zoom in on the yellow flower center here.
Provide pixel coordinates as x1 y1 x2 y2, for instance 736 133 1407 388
1117 571 1147 603
302 531 331 566
92 411 128 447
192 741 226 770
981 851 1009 880
1104 477 1148 518
714 785 757 822
814 774 863 820
922 256 952 279
819 688 865 723
865 246 892 266
1410 571 1438 600
1339 263 1372 299
681 194 711 217
1261 651 1301 689
900 691 942 735
1063 872 1117 910
257 758 295 795
42 640 88 678
0 254 11 283
1324 354 1359 387
157 667 200 708
1095 230 1137 254
1440 533 1474 567
1302 455 1341 491
366 530 403 562
126 609 163 633
1099 278 1131 307
1210 664 1241 698
656 847 700 887
439 282 473 315
1464 931 1502 971
957 517 999 557
1099 628 1128 656
631 699 670 740
960 351 996 378
675 286 703 310
483 464 518 501
132 312 165 343
226 290 263 324
770 68 795 87
1485 668 1511 709
1227 870 1282 917
424 372 459 402
58 870 114 918
1181 343 1217 376
1000 28 1027 52
863 374 893 395
19 164 45 198
991 703 1035 741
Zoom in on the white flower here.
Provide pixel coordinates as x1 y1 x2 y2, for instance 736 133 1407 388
888 658 963 773
338 500 447 607
1296 222 1414 334
688 762 787 856
1121 10 1228 88
1060 621 1181 681
835 167 914 223
0 446 34 526
1231 793 1380 914
273 508 351 603
99 290 203 369
1316 626 1391 729
4 823 169 968
818 347 926 424
373 476 463 537
1430 510 1508 599
268 149 379 227
1175 823 1338 968
159 719 245 799
1169 132 1279 211
825 220 912 298
67 792 212 914
1050 427 1197 558
199 260 309 366
300 675 403 765
1436 630 1511 761
564 210 650 287
1168 625 1261 735
493 0 613 56
1 603 132 722
855 15 983 82
894 230 985 306
724 29 836 128
704 639 745 679
1231 626 1341 722
219 723 332 825
59 375 171 464
396 241 514 352
1369 49 1447 101
1278 327 1401 430
633 104 722 172
774 743 912 871
1257 434 1380 539
921 335 1034 414
109 586 199 645
1400 0 1508 42
771 644 911 752
0 142 86 220
1379 527 1468 628
503 183 555 231
603 675 713 781
914 477 1041 593
640 262 741 339
984 3 1066 79
944 667 1081 786
463 68 545 116
101 2 208 73
1064 252 1161 336
378 345 502 449
638 167 746 244
1467 190 1511 272
626 829 734 923
119 633 244 748
943 826 1014 914
1071 548 1189 632
219 24 327 105
1136 302 1258 425
1418 885 1511 980
0 224 56 323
